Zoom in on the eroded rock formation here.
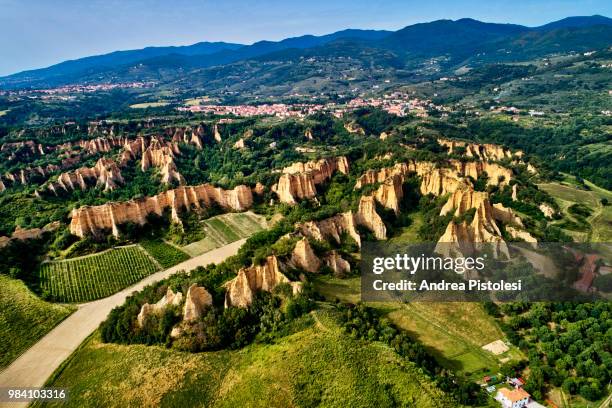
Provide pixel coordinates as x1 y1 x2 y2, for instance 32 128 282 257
46 158 124 194
324 251 351 277
436 187 532 258
224 256 301 308
183 284 213 321
70 184 253 237
0 222 60 249
141 142 184 185
450 160 512 186
373 175 404 214
539 203 556 218
355 195 387 240
272 157 349 204
299 212 362 248
137 288 184 327
344 121 365 135
290 238 321 273
438 138 522 161
506 226 537 246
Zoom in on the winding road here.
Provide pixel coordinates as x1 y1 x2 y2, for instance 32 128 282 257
0 239 246 406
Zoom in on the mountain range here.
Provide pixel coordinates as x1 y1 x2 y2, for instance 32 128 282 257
1 15 610 90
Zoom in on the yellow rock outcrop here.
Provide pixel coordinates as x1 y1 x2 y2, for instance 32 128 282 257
290 238 321 273
183 284 213 321
355 196 387 240
137 288 184 327
324 251 351 277
47 158 124 194
374 175 404 214
438 138 521 161
299 212 362 248
224 256 301 308
450 160 512 186
506 226 537 247
272 157 349 204
141 141 184 185
436 185 536 258
70 184 253 237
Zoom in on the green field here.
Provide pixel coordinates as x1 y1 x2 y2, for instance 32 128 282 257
129 101 170 109
313 276 521 379
39 310 454 408
39 246 160 303
538 176 612 242
182 212 267 257
140 240 190 268
0 275 75 368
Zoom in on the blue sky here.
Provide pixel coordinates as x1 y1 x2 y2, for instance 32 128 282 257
0 0 610 76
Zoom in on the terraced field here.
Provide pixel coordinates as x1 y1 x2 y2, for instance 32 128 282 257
39 245 160 303
182 211 267 256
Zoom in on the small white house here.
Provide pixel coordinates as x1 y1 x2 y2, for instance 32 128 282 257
495 387 530 408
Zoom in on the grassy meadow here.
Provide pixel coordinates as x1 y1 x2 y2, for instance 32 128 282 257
0 275 75 368
39 310 454 408
313 276 522 380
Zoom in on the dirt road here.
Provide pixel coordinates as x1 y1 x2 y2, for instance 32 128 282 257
0 239 246 406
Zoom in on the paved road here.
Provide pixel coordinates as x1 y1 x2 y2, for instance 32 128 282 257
0 239 246 407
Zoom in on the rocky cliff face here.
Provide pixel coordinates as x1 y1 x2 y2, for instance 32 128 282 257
436 205 510 258
299 212 362 248
539 204 556 218
137 288 184 327
183 284 213 321
436 187 534 258
438 138 522 161
141 142 184 185
214 124 222 142
290 238 321 273
506 226 537 246
356 160 466 198
224 256 301 308
374 175 404 214
324 251 351 277
1 140 46 157
356 158 513 201
75 136 127 155
450 160 512 186
355 196 387 240
0 222 60 249
233 138 246 149
70 184 253 237
1 164 60 191
47 158 124 194
272 157 349 204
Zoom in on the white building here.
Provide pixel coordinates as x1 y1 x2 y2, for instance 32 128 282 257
495 387 530 408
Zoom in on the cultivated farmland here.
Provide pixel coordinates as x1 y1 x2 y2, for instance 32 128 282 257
39 246 160 303
182 212 267 256
140 239 190 268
